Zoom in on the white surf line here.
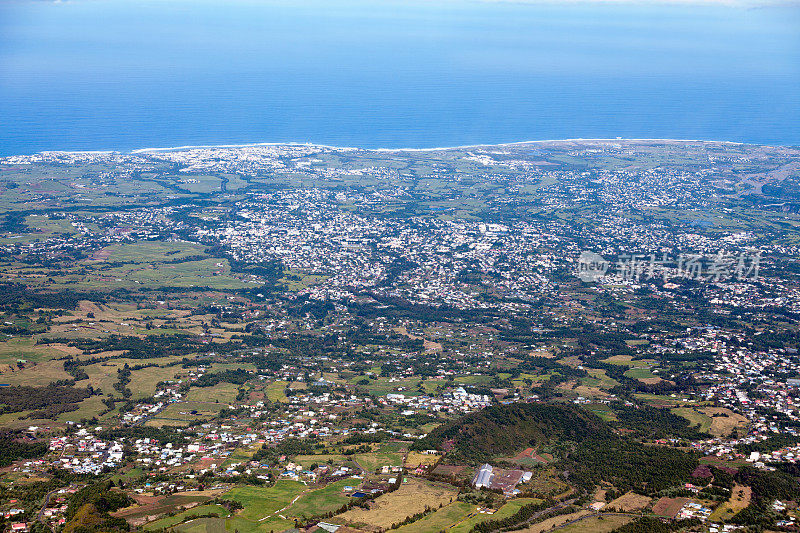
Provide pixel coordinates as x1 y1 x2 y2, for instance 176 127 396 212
129 137 749 155
9 138 767 159
12 138 760 158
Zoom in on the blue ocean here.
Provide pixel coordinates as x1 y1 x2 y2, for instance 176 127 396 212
0 0 798 155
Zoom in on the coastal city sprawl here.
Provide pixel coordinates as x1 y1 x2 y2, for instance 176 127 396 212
0 140 799 533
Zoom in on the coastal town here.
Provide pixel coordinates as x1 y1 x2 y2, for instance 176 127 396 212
0 140 799 533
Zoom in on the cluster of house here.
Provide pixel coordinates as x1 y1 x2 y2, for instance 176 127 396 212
121 396 179 425
773 500 798 528
39 489 75 529
279 463 357 482
204 193 571 310
49 429 124 474
708 525 748 532
676 501 713 521
0 205 178 260
744 447 800 467
383 387 493 414
646 326 800 463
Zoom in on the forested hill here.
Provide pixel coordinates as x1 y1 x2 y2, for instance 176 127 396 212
415 402 612 464
415 402 700 495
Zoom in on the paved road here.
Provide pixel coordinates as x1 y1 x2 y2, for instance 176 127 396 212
36 487 62 531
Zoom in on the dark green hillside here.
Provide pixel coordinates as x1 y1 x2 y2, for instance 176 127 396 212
416 402 698 494
415 402 612 464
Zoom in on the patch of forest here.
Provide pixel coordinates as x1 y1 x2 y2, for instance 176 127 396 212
0 384 92 418
415 402 699 494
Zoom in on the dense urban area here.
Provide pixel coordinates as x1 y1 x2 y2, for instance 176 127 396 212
0 140 799 533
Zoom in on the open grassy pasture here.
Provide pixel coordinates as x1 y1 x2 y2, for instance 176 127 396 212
146 401 222 426
511 372 554 389
0 358 72 386
15 240 253 292
81 360 130 395
224 481 307 522
0 337 69 365
144 504 230 531
291 454 350 469
101 241 209 264
128 365 182 399
601 355 656 367
353 376 427 397
671 407 713 433
622 367 659 381
58 395 108 423
449 498 542 533
632 393 694 407
453 374 494 386
172 517 227 533
551 514 632 533
355 445 405 472
394 501 474 533
419 378 445 394
583 403 617 422
225 513 290 533
265 381 288 402
285 477 360 519
100 258 250 290
184 383 240 404
583 369 620 389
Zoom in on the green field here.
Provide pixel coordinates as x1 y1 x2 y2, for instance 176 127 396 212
584 369 620 389
184 383 241 404
172 517 227 533
355 451 404 472
394 501 475 533
449 498 542 533
286 477 360 519
265 381 288 403
623 367 659 381
147 401 223 426
145 504 231 531
224 481 307 522
292 454 343 467
0 337 65 365
632 393 693 406
222 444 261 469
103 242 208 264
671 407 713 433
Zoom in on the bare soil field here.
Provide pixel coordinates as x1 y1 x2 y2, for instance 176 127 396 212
404 451 440 468
709 484 751 521
518 510 593 533
552 514 632 533
334 478 458 530
113 493 209 525
606 492 651 512
701 407 749 437
652 497 688 519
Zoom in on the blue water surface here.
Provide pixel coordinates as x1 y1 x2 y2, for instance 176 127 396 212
0 0 798 154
